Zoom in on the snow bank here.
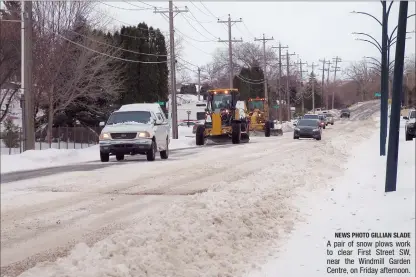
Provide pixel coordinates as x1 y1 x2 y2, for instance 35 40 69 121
1 127 196 174
247 123 415 277
1 146 99 174
16 119 377 277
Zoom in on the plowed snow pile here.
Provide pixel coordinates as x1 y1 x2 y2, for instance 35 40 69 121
17 120 376 277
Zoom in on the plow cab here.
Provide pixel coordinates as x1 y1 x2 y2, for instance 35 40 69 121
195 89 250 145
247 97 283 137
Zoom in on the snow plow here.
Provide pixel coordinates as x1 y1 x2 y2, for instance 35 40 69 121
195 88 250 145
247 97 283 137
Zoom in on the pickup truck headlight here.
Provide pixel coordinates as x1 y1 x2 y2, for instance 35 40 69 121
294 128 300 131
99 132 111 140
408 123 415 128
137 131 151 138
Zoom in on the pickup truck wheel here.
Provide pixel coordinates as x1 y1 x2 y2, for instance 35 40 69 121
147 141 156 161
116 154 124 161
160 138 169 159
100 152 109 162
405 132 412 141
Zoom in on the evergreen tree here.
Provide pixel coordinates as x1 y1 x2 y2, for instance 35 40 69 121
2 117 20 153
233 63 264 101
303 72 322 111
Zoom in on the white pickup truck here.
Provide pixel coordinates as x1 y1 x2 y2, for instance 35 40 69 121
99 103 170 162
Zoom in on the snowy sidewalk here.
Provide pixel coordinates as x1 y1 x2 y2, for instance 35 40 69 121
248 125 415 277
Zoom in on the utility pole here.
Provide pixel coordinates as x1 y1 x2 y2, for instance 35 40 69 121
297 59 308 114
319 58 326 109
21 0 35 151
218 15 242 89
284 50 296 120
325 60 332 109
197 67 201 101
309 62 318 113
272 43 288 124
154 1 188 139
331 56 342 110
254 34 274 103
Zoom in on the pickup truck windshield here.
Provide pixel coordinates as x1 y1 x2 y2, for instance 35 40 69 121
106 111 152 125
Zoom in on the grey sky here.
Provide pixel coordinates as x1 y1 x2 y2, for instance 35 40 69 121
99 1 415 80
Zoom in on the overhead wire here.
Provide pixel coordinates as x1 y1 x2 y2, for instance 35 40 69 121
63 27 168 57
98 1 155 11
54 32 167 64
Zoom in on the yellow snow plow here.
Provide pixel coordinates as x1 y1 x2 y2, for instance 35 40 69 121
194 88 250 145
247 97 283 137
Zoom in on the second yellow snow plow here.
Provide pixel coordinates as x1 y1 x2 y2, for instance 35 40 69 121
247 97 283 137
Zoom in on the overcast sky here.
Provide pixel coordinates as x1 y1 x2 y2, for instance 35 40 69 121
98 1 416 80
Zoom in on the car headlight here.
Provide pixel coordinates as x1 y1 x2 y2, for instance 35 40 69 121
313 128 319 132
99 132 111 140
295 128 300 131
137 131 151 138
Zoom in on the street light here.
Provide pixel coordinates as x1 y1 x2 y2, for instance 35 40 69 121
350 2 410 157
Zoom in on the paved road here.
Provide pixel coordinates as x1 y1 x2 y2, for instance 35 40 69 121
0 101 380 184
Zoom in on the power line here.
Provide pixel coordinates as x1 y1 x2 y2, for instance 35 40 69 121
61 27 169 58
98 1 155 11
55 32 168 64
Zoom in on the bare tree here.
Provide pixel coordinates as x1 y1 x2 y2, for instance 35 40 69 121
343 59 379 101
0 1 21 122
31 2 124 143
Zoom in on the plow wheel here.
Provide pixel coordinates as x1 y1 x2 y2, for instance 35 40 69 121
265 121 271 137
195 125 205 145
232 122 242 144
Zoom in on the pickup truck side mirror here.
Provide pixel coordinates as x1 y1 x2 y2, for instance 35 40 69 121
155 118 163 125
403 116 409 120
99 121 105 127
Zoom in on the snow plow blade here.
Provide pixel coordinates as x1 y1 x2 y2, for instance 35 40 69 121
250 128 283 136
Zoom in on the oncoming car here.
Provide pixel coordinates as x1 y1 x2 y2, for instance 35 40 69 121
294 119 322 140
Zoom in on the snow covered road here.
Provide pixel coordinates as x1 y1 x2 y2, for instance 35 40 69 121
1 103 381 277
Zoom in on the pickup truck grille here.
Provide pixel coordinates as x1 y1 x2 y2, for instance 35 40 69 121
110 133 137 139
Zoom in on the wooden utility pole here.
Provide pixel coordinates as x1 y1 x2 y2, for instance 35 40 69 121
319 58 326 109
154 1 188 139
254 34 274 102
21 0 35 150
325 60 332 109
297 59 308 114
272 43 288 123
218 15 243 89
331 56 342 110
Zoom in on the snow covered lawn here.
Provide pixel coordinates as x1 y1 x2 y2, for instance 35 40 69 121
247 122 415 277
13 114 382 277
0 126 196 174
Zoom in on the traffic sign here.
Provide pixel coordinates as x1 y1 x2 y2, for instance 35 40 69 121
272 105 279 109
157 101 165 105
375 92 381 97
